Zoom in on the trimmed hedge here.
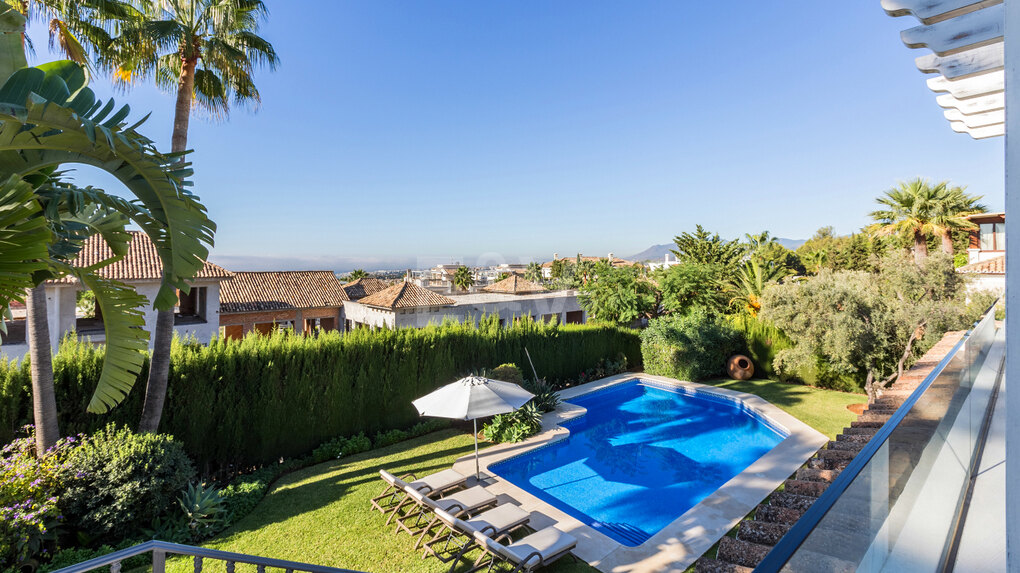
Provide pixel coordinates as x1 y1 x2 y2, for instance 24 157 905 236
0 317 639 470
640 311 744 381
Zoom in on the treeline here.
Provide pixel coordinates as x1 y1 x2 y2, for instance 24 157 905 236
0 317 640 470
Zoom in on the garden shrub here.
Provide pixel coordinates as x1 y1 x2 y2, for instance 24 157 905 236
58 424 195 542
482 403 542 444
373 429 409 449
0 429 76 569
36 538 146 573
0 319 640 470
728 313 793 378
490 363 524 385
522 378 560 413
640 310 744 381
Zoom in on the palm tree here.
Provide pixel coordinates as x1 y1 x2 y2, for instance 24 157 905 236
804 249 828 274
524 262 543 283
101 0 278 433
869 178 947 265
3 0 137 68
729 258 787 316
744 230 778 251
453 267 474 291
345 269 369 281
0 16 215 452
932 186 986 255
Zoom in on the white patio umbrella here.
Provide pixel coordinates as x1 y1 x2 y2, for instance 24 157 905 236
412 375 534 480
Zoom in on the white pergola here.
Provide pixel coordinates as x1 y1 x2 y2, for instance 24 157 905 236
882 0 1016 569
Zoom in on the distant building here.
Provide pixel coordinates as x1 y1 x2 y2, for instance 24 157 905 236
1 232 234 359
219 271 349 339
959 212 1006 293
647 253 681 272
341 277 391 301
540 253 636 279
342 277 586 330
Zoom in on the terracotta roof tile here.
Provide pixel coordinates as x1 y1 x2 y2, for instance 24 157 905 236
220 271 349 313
357 281 455 309
957 255 1005 275
342 277 391 300
483 275 547 295
50 231 232 284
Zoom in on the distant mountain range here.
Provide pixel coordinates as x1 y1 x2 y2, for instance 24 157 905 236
626 238 806 262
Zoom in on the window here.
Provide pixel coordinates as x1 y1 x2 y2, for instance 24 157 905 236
175 287 208 324
979 223 1005 251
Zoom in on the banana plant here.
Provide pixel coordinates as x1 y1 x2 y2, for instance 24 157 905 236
0 8 215 421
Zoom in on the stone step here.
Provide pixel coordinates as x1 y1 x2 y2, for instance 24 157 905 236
796 467 840 483
755 503 804 525
694 557 753 573
783 478 828 498
817 447 856 460
851 420 886 429
836 432 873 444
827 439 865 452
859 412 892 423
842 426 880 436
737 519 791 546
715 536 772 569
770 491 817 512
808 456 852 471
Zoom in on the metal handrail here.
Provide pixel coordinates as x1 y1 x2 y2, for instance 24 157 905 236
52 540 365 573
755 305 998 572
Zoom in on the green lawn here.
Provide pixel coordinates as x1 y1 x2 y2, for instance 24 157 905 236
699 378 867 439
176 430 594 573
182 380 861 573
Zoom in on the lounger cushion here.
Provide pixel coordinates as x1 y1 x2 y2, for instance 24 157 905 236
434 485 496 514
505 527 577 567
466 504 530 535
409 468 467 493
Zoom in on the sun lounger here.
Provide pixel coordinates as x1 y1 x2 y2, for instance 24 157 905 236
418 504 532 560
391 484 498 537
467 526 578 573
370 468 469 514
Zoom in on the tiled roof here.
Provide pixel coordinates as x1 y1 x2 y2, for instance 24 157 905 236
483 275 547 295
50 231 232 284
540 256 636 268
957 255 1005 275
357 281 455 309
342 277 391 300
220 271 349 313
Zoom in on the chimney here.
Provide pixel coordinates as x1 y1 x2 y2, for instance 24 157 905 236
553 252 559 260
608 252 614 263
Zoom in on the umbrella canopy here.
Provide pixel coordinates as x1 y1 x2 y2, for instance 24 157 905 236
412 376 534 480
412 375 534 420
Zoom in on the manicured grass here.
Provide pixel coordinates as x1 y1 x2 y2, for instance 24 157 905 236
699 378 867 439
174 430 595 573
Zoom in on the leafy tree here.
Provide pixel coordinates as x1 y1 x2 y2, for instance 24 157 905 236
656 262 727 317
344 269 369 281
869 178 948 264
744 230 778 251
578 264 655 325
0 14 215 451
524 262 543 283
802 249 828 274
453 266 474 291
549 258 569 280
760 252 969 398
95 0 279 433
496 272 511 281
573 257 598 287
671 225 746 269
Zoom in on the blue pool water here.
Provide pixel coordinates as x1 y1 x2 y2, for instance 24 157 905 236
489 380 788 546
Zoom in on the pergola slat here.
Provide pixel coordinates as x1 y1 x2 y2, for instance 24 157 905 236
949 121 1004 138
915 41 1003 79
926 69 1004 98
881 0 1001 24
944 107 1004 127
935 91 1004 113
900 3 1003 55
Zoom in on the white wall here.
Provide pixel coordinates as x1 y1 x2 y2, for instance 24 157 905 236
342 292 586 331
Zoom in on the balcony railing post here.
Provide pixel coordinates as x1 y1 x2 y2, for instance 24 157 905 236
152 550 166 573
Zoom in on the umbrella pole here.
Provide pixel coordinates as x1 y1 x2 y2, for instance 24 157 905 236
474 418 480 481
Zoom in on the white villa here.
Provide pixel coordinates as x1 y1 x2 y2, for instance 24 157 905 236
342 275 586 330
0 232 234 360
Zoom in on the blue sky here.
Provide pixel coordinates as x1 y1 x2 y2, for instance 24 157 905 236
27 2 1005 271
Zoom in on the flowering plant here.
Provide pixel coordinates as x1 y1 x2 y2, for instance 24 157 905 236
0 427 77 568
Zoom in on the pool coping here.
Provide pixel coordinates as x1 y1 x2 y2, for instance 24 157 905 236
451 373 829 573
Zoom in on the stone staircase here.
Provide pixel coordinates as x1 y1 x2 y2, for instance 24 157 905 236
693 332 965 573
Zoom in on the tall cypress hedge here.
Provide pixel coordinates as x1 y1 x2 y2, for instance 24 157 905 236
0 317 640 470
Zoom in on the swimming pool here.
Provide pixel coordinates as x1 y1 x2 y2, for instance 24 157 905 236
489 380 789 546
